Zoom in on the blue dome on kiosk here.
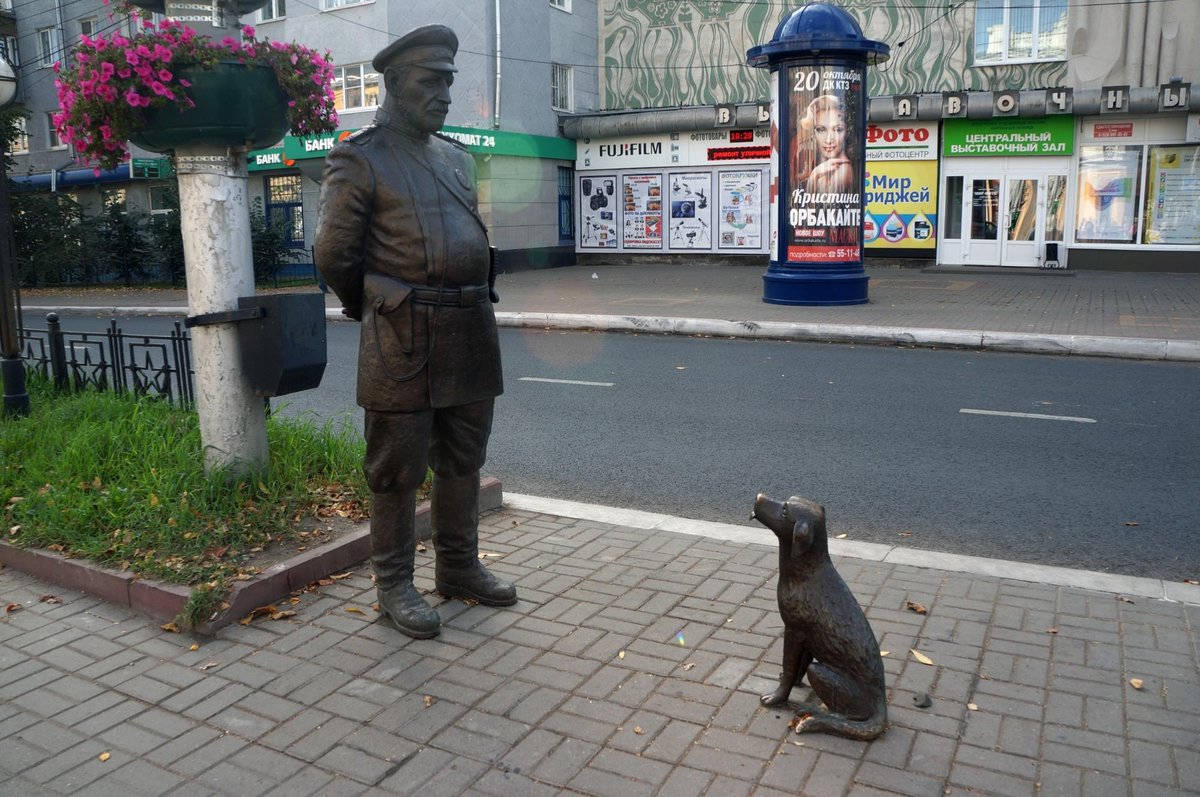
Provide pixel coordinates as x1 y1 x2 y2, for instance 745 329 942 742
747 2 890 68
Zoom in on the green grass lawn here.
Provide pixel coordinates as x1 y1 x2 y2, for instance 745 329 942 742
2 377 372 625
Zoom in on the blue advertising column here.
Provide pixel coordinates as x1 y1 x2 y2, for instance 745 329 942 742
747 4 889 305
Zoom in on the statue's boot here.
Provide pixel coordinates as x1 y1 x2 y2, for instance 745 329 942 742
432 474 517 606
372 491 441 639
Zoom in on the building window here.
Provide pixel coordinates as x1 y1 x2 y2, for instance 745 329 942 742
974 0 1067 65
557 166 575 241
148 183 176 215
80 18 98 37
7 116 27 154
37 27 60 68
320 0 368 10
266 174 305 247
46 112 66 149
551 63 573 112
550 0 571 11
0 35 18 67
257 0 285 21
332 63 380 112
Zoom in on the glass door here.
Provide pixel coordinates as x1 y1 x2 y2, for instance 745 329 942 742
966 178 1001 265
1002 178 1038 267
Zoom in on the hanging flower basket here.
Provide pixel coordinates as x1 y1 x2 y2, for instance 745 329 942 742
128 60 288 152
53 18 338 172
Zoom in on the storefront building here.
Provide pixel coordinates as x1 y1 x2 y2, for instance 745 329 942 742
571 105 773 257
866 86 1199 272
565 85 1196 272
244 125 578 271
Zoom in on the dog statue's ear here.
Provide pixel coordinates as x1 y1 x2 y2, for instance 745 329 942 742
792 520 814 554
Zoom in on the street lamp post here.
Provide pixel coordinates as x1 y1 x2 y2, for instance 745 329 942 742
0 53 28 416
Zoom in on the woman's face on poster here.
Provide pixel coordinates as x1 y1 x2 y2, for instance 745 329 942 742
813 108 847 160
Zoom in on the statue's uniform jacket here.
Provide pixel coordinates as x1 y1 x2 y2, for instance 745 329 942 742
314 124 503 412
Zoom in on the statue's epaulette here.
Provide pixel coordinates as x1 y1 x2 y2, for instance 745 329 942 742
343 125 380 144
434 132 469 151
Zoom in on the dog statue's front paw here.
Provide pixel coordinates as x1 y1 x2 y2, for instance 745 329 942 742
761 689 789 707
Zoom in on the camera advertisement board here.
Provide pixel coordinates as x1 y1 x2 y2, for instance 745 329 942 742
579 175 618 248
621 174 664 249
783 60 865 263
717 170 764 250
668 172 713 250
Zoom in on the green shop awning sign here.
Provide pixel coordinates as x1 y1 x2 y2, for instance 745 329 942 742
249 125 576 167
943 116 1075 157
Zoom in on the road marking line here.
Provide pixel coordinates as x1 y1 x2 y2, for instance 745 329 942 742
519 377 615 387
959 409 1096 423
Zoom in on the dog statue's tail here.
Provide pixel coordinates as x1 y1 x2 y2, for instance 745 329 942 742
794 704 887 741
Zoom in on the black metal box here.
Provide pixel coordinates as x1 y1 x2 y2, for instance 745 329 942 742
237 293 327 397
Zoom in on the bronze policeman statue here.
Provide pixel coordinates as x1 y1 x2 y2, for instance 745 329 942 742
314 25 515 639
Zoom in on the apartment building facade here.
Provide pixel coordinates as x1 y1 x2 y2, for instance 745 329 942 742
566 0 1199 272
4 0 599 271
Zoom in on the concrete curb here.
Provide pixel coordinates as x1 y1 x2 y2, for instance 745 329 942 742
493 311 1198 361
0 477 503 633
504 492 1200 605
23 304 1199 361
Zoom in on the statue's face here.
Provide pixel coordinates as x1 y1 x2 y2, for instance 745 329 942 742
394 65 453 135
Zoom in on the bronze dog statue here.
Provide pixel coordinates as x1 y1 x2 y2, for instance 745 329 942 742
752 493 888 740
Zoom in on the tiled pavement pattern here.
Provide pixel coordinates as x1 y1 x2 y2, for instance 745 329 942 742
2 506 1197 797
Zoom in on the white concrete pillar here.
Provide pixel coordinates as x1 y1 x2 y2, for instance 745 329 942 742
175 147 268 475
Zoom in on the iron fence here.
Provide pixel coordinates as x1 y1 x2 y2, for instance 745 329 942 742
20 313 194 404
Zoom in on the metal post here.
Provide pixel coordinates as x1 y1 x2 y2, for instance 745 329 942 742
46 312 68 391
175 146 268 475
0 152 29 415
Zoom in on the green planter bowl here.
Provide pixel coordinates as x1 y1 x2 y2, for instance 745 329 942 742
129 61 289 153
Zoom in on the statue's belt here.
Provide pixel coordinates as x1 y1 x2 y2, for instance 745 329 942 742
410 283 491 307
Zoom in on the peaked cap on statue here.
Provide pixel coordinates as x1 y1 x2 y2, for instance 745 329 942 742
372 25 459 73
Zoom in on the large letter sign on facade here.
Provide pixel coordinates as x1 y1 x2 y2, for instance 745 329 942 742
747 3 889 305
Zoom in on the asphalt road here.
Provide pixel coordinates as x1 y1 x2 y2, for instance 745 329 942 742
46 313 1200 580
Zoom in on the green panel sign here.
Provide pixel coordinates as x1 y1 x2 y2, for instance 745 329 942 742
130 157 174 179
282 126 575 161
943 116 1075 157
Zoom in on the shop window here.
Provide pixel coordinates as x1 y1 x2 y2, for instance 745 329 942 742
332 63 380 112
1142 144 1200 246
257 0 285 21
551 63 573 112
1075 145 1142 244
557 166 575 241
37 27 59 68
974 0 1067 65
1043 175 1065 242
943 176 963 240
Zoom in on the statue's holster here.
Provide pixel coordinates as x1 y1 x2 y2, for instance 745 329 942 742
366 272 416 357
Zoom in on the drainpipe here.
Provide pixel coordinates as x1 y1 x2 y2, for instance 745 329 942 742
493 0 501 129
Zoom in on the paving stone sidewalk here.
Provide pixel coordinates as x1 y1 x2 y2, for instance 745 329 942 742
2 505 1197 797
